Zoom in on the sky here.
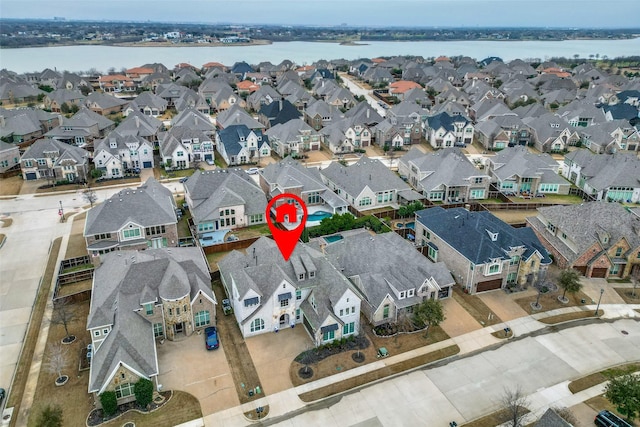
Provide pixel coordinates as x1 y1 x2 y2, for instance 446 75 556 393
1 0 639 28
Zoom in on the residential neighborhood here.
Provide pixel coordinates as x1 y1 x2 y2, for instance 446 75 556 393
1 48 640 427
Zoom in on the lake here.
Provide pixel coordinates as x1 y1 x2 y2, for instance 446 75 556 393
1 38 639 73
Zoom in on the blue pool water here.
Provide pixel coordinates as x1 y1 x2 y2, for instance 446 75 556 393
406 222 415 230
307 211 333 221
324 234 344 244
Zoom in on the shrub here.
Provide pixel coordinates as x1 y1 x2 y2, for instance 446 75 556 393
100 391 118 416
134 378 154 408
35 404 63 427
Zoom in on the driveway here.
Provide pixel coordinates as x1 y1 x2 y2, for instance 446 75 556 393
156 332 239 416
579 277 626 305
439 297 482 337
245 326 310 394
478 289 530 321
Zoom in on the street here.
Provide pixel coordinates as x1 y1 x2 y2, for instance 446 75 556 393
339 73 387 118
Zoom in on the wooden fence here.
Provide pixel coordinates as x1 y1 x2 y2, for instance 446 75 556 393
201 236 262 255
53 256 94 306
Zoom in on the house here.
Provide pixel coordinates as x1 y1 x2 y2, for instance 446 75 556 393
97 74 136 93
416 207 552 294
258 99 302 129
486 146 569 196
43 89 86 112
522 113 580 153
398 148 491 202
216 124 270 166
325 87 357 110
247 85 281 112
0 107 61 146
388 80 423 101
93 131 155 178
579 120 640 154
20 138 89 182
321 116 374 153
562 149 640 202
265 118 322 157
320 157 418 211
87 247 215 406
304 99 340 131
159 126 215 169
0 140 20 173
424 112 474 149
84 178 178 257
124 91 168 117
526 202 640 278
84 92 129 116
170 107 215 134
114 111 163 144
218 236 362 345
321 230 454 326
258 159 349 214
534 408 573 427
45 107 115 146
216 104 265 131
184 169 268 237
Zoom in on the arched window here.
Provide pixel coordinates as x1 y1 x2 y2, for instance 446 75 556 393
250 318 265 332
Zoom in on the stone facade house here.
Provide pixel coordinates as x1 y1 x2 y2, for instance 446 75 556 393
93 131 154 178
216 124 271 166
20 138 89 182
87 247 215 406
424 112 474 149
265 118 322 157
416 207 552 294
159 125 215 169
0 140 20 173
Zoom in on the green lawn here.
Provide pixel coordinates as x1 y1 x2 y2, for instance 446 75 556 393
214 151 228 168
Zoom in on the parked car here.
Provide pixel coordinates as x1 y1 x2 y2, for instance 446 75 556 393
245 167 260 175
204 326 219 350
179 177 189 183
222 299 233 315
206 158 215 166
594 410 632 427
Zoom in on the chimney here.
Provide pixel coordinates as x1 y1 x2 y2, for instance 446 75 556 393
135 115 140 127
367 109 370 119
279 97 283 111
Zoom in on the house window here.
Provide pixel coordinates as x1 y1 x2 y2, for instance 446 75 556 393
177 151 184 157
507 272 517 284
343 322 355 335
103 328 109 335
168 308 172 315
296 309 301 320
470 189 485 199
310 271 315 278
115 383 135 399
487 263 501 275
352 306 356 314
299 274 304 280
153 323 164 337
615 247 622 257
249 214 263 224
610 264 620 275
296 290 302 300
399 291 406 299
176 307 180 315
510 256 520 266
145 304 153 315
323 329 335 342
280 299 289 307
93 330 100 337
546 222 557 234
194 310 210 327
340 309 344 316
383 304 390 319
250 318 265 332
428 245 438 261
408 289 415 297
359 197 372 207
122 227 141 239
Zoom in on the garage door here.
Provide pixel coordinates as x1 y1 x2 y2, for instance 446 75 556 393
476 279 503 293
143 161 152 168
591 268 608 278
25 172 37 180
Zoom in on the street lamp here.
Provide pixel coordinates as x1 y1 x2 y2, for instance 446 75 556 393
595 288 604 316
59 200 65 222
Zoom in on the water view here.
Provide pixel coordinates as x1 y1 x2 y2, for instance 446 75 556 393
2 38 639 73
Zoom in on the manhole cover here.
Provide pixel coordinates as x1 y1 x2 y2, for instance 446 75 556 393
621 330 629 335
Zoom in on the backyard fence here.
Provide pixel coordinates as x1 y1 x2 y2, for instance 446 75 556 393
53 255 94 306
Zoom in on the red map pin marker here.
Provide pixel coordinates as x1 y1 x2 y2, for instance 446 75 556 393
266 193 308 261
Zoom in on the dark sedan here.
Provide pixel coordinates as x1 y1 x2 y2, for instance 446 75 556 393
204 326 219 350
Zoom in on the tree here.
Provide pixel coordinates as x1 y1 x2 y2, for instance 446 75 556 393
50 300 78 342
90 168 103 179
134 378 154 408
501 386 530 427
604 374 640 422
82 187 98 208
44 343 69 382
558 269 582 302
413 299 444 337
35 404 63 427
100 391 118 416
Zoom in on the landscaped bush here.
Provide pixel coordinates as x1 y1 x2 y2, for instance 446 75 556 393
100 391 118 416
134 378 154 408
294 335 369 365
306 213 391 238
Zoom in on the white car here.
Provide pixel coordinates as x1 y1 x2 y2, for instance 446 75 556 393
206 158 215 166
245 167 260 175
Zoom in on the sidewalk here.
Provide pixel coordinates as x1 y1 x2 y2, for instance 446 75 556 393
192 304 640 427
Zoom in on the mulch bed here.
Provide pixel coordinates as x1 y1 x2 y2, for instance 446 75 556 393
294 335 370 365
86 391 171 426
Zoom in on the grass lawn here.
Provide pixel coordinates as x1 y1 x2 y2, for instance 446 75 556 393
297 344 459 402
568 362 640 394
0 176 22 196
538 311 597 324
100 391 202 427
462 406 530 427
234 223 271 240
164 169 195 178
514 288 591 315
584 395 639 426
452 287 503 327
613 287 640 304
28 301 93 427
64 212 88 259
510 194 584 204
214 151 228 169
205 250 235 271
6 237 62 419
491 210 535 224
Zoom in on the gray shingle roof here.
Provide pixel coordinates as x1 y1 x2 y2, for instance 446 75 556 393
84 178 176 235
564 149 640 190
21 138 89 165
320 156 410 197
489 145 560 181
417 207 551 265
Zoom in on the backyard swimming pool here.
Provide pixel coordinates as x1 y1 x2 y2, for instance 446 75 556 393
324 234 344 244
307 210 333 222
396 222 415 229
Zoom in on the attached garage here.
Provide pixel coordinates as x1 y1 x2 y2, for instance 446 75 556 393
476 278 503 293
143 161 152 168
25 172 37 180
591 268 608 278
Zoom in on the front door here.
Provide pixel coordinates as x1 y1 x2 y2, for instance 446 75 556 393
279 314 289 327
174 322 184 334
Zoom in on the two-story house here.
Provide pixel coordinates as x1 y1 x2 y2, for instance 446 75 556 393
321 116 374 154
20 138 89 182
398 148 491 202
415 207 552 294
527 202 640 278
0 140 21 174
84 178 178 258
87 247 215 407
0 108 61 146
45 107 115 146
159 126 215 169
424 112 474 149
216 124 271 166
93 131 154 178
218 236 362 345
265 119 322 158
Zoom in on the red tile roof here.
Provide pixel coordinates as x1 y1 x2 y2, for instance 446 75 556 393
389 80 422 94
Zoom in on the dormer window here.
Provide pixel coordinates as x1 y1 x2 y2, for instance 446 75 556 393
408 289 415 297
309 271 315 278
299 274 304 280
399 291 406 299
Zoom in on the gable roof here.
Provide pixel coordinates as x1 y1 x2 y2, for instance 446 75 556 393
401 148 488 191
489 145 560 181
320 156 411 197
21 138 89 165
425 111 470 132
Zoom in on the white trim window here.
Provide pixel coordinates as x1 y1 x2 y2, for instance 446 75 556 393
485 261 502 275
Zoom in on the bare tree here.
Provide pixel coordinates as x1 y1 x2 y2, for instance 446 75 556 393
82 187 98 208
51 300 78 342
501 386 530 427
45 343 69 381
551 406 578 426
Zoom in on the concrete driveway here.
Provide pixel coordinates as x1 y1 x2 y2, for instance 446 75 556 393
245 326 310 394
579 277 626 305
156 332 239 416
478 289 530 321
439 297 482 337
